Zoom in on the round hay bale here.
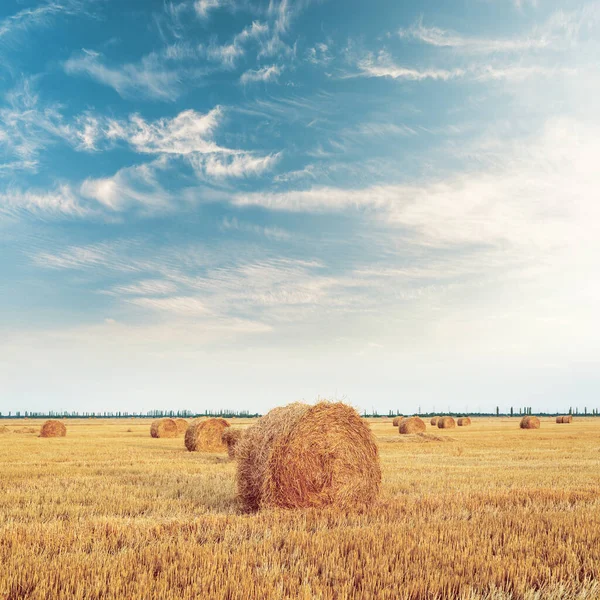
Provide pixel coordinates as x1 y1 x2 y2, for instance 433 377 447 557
520 416 540 429
556 416 563 423
174 418 189 435
236 401 381 511
437 416 456 429
399 417 426 434
150 418 178 438
40 420 66 438
430 416 440 426
457 417 471 427
222 428 243 459
185 418 230 452
563 415 573 424
392 417 402 427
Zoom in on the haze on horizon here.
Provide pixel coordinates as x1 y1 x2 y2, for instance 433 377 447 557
1 0 599 416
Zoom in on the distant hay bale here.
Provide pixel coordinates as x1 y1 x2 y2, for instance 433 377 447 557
520 416 540 429
399 417 426 434
236 401 381 511
150 418 178 438
185 418 230 452
561 415 573 424
437 416 456 429
392 417 402 427
222 428 243 459
0 425 9 435
40 420 66 438
457 417 472 427
430 416 440 426
556 416 563 423
175 418 189 435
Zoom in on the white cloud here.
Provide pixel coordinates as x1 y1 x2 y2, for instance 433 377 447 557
240 64 282 84
194 0 226 18
397 6 600 55
357 51 465 81
79 160 171 211
0 185 85 218
233 117 600 257
190 151 281 178
307 42 332 65
64 50 182 101
220 216 291 240
0 0 93 41
105 108 227 155
129 296 209 316
204 21 269 67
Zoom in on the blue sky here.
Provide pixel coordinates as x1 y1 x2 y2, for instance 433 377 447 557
1 0 599 415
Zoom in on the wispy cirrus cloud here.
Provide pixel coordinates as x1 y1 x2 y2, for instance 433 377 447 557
0 0 95 42
0 185 86 219
398 7 597 54
240 64 282 84
64 49 183 101
357 51 465 81
203 20 269 67
190 152 281 178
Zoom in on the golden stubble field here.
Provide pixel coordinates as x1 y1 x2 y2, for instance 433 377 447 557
1 417 600 600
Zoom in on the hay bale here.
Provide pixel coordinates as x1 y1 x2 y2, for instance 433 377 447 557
399 417 426 434
392 416 403 427
185 418 230 452
562 415 573 424
236 401 380 511
520 416 540 429
430 416 440 426
175 418 189 435
556 416 563 423
437 416 456 429
0 425 9 435
150 418 178 438
40 420 66 438
457 417 472 427
222 428 243 459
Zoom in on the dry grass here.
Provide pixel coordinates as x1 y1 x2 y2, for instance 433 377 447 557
1 416 600 599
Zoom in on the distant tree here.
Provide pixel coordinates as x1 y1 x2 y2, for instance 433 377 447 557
510 407 514 416
496 406 499 416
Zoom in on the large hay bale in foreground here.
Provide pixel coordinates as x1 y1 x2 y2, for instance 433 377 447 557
150 418 178 438
175 418 189 435
40 420 66 438
562 415 573 424
222 428 243 459
185 418 230 452
457 417 471 427
399 417 426 434
236 402 381 511
430 416 440 426
392 417 403 427
556 416 563 423
520 416 540 429
437 416 456 429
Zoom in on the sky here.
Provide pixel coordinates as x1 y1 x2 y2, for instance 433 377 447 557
1 0 599 415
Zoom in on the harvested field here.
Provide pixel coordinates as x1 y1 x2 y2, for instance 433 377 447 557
1 417 600 600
